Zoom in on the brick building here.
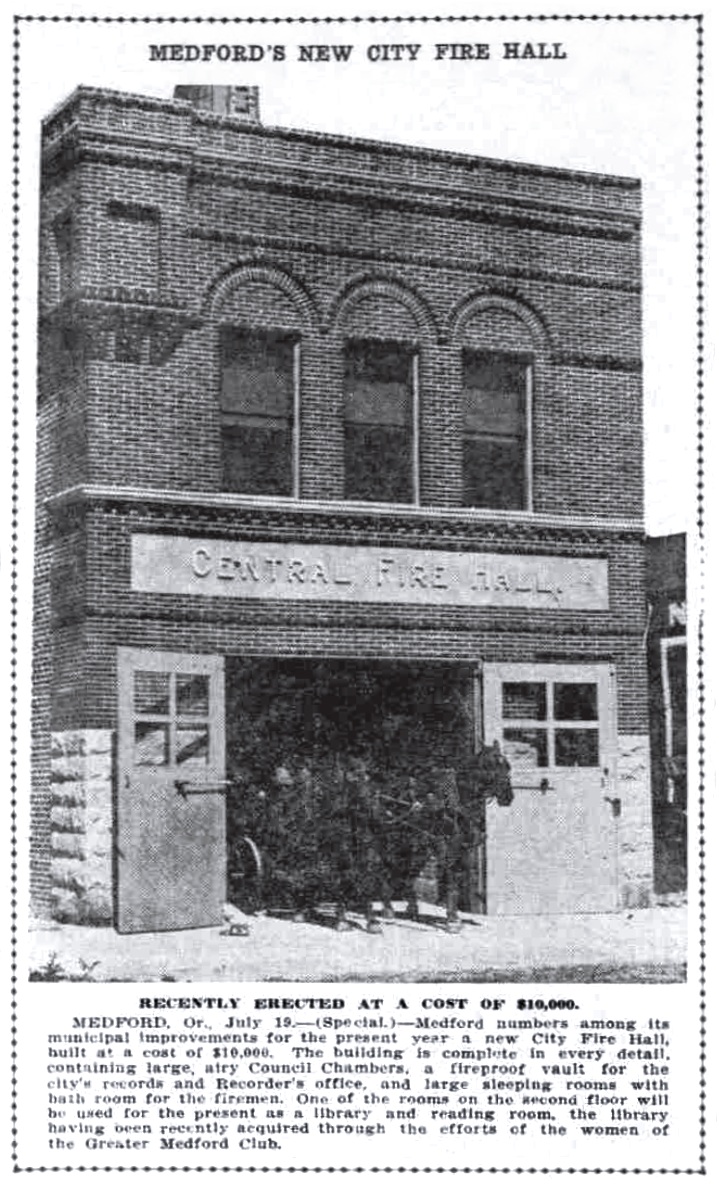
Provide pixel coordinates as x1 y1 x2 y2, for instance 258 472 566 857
34 84 652 931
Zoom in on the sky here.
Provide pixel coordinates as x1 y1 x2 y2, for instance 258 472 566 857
15 11 699 536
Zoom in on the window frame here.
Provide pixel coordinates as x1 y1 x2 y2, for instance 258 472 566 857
461 348 534 513
342 336 420 507
218 325 301 500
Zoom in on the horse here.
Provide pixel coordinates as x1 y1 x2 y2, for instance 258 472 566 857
227 744 513 934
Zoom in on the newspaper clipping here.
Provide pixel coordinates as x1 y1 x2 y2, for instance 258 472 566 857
7 0 708 1177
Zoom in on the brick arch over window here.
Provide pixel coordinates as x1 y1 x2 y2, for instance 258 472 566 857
327 275 439 343
447 292 553 355
202 262 319 332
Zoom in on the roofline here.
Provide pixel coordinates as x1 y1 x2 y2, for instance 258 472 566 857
42 85 642 191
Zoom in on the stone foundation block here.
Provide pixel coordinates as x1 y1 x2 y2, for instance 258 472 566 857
51 805 85 832
50 728 114 926
51 831 87 859
51 781 86 807
617 734 655 907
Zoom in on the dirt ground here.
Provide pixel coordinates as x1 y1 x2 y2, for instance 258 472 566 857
27 900 688 983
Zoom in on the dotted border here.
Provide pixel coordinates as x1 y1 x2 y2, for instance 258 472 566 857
10 10 706 1176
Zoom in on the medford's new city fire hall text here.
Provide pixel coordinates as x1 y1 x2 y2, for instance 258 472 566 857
34 85 651 931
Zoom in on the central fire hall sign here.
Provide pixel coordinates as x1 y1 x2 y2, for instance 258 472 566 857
132 534 609 610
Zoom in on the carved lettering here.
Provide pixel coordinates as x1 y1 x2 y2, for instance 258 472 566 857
191 546 212 578
432 564 448 590
217 554 235 580
288 559 306 584
238 556 260 582
265 557 283 582
135 536 609 610
310 561 329 585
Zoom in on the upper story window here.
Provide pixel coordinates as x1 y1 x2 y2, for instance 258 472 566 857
219 328 299 497
343 339 418 504
462 351 531 510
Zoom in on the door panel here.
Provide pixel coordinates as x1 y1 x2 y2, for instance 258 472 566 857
483 663 618 915
117 649 226 933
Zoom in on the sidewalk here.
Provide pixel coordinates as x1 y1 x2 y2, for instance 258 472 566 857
27 901 688 983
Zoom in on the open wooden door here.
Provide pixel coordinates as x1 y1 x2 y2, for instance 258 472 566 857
483 663 619 915
116 648 226 933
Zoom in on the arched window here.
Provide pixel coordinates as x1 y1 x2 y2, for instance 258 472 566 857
219 327 300 497
343 339 419 504
453 300 540 512
462 350 531 510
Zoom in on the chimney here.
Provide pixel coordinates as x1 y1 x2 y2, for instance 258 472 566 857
174 85 261 123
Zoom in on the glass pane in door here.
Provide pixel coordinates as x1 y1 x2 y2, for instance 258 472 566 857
555 728 599 767
502 682 547 720
503 727 549 767
553 682 598 721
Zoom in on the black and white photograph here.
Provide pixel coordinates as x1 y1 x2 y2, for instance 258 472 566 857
6 0 709 1175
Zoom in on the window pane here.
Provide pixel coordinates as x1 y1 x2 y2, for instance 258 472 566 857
176 725 210 768
134 722 169 766
502 682 547 721
344 424 412 502
345 381 409 426
464 354 528 393
503 727 548 768
220 331 294 417
176 673 210 717
462 351 527 510
344 342 414 503
553 682 598 721
222 424 292 496
463 437 525 509
134 671 170 716
465 387 523 437
345 340 412 387
555 729 599 767
220 330 295 496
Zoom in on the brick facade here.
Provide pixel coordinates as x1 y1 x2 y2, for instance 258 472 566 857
34 86 651 925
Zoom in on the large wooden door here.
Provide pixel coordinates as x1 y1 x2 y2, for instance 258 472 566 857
483 663 619 915
116 648 226 933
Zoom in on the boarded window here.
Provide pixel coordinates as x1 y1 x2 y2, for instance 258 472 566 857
463 352 529 510
220 329 297 496
344 340 415 503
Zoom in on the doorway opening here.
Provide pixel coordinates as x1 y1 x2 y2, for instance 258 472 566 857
224 657 480 918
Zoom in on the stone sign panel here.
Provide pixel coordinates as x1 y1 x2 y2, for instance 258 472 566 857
131 534 609 610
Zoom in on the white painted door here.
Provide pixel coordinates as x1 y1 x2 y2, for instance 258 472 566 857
483 663 619 915
117 649 227 933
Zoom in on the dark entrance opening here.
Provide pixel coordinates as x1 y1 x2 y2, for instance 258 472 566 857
224 657 480 919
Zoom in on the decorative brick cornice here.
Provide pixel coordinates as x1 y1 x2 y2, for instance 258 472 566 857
191 161 638 244
40 126 638 245
42 86 641 195
46 484 645 548
188 227 642 295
